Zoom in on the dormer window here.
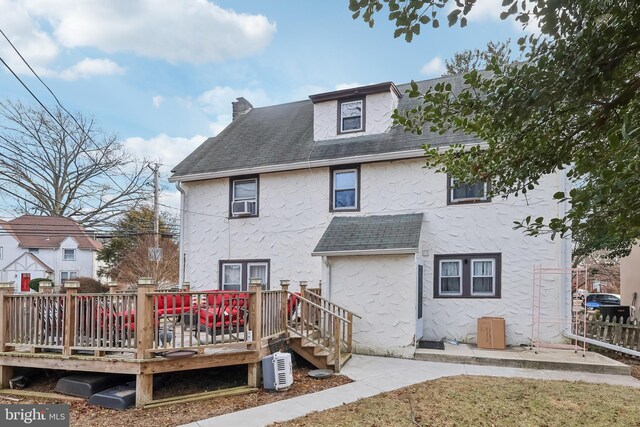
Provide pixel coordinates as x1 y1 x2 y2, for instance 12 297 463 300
339 99 364 133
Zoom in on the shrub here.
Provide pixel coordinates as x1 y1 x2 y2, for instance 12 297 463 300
65 277 108 293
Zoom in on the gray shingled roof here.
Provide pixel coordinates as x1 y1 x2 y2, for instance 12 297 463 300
312 214 423 255
171 74 481 179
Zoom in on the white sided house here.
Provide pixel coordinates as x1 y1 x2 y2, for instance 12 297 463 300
170 77 572 358
0 215 102 292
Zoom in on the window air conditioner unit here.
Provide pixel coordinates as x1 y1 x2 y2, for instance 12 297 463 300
232 200 255 216
262 351 293 391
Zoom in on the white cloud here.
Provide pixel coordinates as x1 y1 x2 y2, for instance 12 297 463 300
463 0 503 22
334 82 364 91
195 85 272 136
23 0 276 64
0 0 59 74
420 57 445 77
122 134 205 172
152 95 164 108
57 58 124 80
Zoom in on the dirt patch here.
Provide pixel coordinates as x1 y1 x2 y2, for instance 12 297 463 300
274 376 640 427
604 352 640 380
2 359 351 427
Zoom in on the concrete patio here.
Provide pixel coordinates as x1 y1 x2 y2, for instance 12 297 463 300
182 354 639 427
414 343 631 375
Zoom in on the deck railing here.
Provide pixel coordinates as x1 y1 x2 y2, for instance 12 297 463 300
73 293 137 353
0 279 286 358
0 279 353 368
261 290 287 340
5 293 66 350
288 283 358 371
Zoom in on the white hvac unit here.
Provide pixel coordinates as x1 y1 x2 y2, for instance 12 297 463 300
231 200 256 216
262 352 293 391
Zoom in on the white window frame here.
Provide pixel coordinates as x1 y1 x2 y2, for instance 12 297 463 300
450 177 488 203
63 249 76 261
221 263 243 291
60 271 78 281
470 258 496 296
340 99 364 133
439 259 463 296
247 262 269 288
231 178 258 216
332 168 358 210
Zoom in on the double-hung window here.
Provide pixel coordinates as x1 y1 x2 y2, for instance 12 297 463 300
434 253 501 298
331 166 359 211
448 176 490 204
220 259 270 291
60 271 78 282
471 259 495 295
63 249 76 261
339 99 364 133
439 260 462 295
230 176 258 217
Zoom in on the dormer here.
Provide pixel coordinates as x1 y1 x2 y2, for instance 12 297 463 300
309 82 402 142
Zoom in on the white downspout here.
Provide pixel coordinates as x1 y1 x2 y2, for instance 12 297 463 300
559 169 571 337
176 181 187 287
322 256 331 300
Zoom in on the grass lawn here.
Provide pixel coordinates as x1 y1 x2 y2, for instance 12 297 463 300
276 376 640 427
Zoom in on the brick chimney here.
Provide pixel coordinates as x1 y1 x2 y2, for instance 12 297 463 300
232 97 253 120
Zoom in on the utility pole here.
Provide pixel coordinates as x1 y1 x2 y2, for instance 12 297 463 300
152 163 160 249
148 163 161 284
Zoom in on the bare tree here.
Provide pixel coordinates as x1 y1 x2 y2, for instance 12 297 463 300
111 234 179 286
0 100 151 227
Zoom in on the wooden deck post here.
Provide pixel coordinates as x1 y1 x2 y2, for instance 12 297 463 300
333 317 341 373
39 280 53 294
0 283 14 353
280 280 290 332
182 282 191 292
247 279 263 388
108 283 119 294
317 280 322 296
63 281 80 356
0 284 12 386
347 312 353 353
299 281 307 330
135 277 155 407
135 277 155 360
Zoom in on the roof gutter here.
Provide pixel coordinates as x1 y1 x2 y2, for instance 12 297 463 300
312 247 419 257
169 149 425 183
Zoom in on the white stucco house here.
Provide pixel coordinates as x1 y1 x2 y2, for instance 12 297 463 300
0 215 102 292
170 76 572 357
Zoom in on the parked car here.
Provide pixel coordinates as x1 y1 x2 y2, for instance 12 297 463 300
582 293 621 309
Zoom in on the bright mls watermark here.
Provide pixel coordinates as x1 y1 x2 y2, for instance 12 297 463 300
1 404 69 427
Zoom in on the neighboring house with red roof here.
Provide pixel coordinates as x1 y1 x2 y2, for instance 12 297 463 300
0 215 102 292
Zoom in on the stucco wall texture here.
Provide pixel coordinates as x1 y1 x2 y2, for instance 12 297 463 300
182 157 568 350
330 255 417 357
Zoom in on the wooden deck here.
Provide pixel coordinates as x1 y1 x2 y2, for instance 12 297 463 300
0 279 355 406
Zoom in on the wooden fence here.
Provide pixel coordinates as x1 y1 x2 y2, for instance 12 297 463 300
575 314 640 351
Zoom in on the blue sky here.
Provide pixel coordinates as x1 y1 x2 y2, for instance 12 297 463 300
0 0 528 216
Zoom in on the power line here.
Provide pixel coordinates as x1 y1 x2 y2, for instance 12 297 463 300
0 28 153 213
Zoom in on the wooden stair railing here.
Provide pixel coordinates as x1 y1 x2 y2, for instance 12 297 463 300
286 291 359 372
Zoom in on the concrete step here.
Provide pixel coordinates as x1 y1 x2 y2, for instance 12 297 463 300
414 345 631 376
